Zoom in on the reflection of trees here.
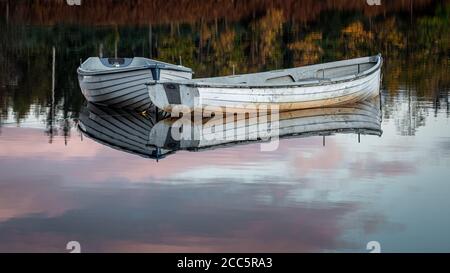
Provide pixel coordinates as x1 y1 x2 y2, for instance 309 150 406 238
158 25 196 68
382 53 450 135
288 32 323 66
376 18 405 54
341 22 374 57
210 28 238 75
0 24 83 140
383 89 428 136
250 9 284 68
2 0 439 26
0 1 449 137
416 4 450 55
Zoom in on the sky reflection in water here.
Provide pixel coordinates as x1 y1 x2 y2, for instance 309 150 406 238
1 98 449 252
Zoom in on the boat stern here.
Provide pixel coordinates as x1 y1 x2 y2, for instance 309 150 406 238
147 82 200 113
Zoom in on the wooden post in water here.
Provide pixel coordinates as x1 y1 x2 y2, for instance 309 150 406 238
52 47 55 103
149 23 152 58
114 40 118 59
6 0 9 24
215 18 218 37
114 26 119 59
49 46 56 143
358 133 361 143
323 135 325 146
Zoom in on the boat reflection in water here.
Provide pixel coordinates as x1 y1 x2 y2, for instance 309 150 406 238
77 103 173 159
78 97 382 159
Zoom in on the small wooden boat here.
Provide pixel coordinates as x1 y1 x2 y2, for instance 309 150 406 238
78 57 192 112
147 97 382 152
147 55 382 113
77 103 172 160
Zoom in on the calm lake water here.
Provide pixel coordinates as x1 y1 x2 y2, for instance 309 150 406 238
0 0 450 252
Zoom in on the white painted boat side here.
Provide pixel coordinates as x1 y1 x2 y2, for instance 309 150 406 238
78 68 192 112
147 55 382 113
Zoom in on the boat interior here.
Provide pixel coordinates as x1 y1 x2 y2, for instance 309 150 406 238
194 55 380 86
78 57 192 74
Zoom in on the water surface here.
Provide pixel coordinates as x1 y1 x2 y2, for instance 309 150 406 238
0 0 449 252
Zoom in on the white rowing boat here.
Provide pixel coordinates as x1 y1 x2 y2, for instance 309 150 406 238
78 57 192 112
147 55 382 113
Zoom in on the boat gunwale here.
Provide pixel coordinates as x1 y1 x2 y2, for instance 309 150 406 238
77 65 192 76
77 56 192 76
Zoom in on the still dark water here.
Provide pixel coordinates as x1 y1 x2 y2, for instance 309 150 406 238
1 0 450 252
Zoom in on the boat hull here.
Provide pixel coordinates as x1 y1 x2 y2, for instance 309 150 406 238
79 67 192 112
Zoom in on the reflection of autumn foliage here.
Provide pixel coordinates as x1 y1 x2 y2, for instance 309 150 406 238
211 29 238 74
382 54 450 135
251 9 284 66
383 59 402 96
416 4 450 55
158 34 196 68
200 23 213 45
1 1 449 135
376 18 406 52
1 0 439 26
288 32 323 66
341 22 374 57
